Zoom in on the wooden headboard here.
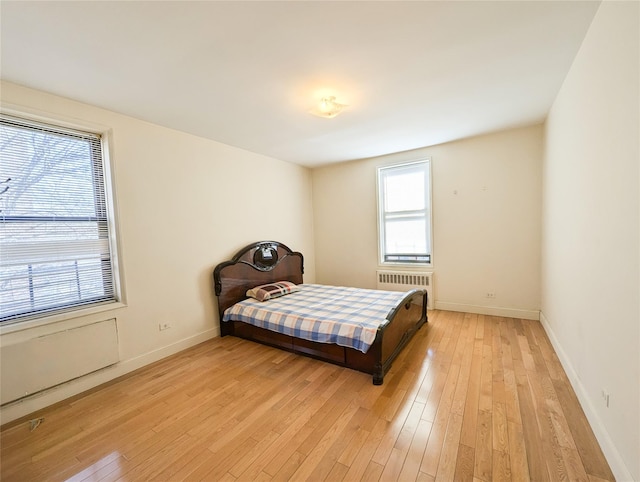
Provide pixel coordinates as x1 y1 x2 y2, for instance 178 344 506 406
213 241 304 336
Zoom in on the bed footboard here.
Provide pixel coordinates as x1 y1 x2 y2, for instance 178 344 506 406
372 289 428 384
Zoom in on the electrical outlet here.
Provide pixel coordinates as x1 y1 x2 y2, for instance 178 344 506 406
159 323 171 331
486 292 496 299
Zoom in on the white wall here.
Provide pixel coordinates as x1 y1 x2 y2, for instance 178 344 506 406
0 81 316 424
312 125 542 319
541 2 639 480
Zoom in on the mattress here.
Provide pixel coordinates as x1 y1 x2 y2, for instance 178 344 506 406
222 283 409 353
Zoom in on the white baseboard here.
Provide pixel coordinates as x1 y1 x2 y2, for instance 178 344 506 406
0 327 219 426
539 311 634 482
434 301 540 320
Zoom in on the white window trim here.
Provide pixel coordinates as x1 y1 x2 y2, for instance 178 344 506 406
376 158 433 268
0 300 127 335
0 103 127 330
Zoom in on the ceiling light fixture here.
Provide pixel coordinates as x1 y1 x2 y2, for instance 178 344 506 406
309 96 347 119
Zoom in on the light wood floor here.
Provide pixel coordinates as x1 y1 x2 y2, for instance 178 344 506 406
1 310 615 482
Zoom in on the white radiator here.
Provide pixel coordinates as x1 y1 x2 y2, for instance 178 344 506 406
0 319 120 405
376 270 433 309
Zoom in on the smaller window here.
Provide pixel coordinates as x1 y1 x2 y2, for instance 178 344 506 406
377 160 432 265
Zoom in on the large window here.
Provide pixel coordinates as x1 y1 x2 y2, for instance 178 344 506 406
377 160 432 265
0 114 119 323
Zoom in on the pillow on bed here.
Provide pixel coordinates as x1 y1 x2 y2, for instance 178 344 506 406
246 281 299 302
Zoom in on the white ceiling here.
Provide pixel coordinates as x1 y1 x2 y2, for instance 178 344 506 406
1 1 600 167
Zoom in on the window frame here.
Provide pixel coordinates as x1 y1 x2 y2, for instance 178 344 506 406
0 107 125 330
376 159 433 267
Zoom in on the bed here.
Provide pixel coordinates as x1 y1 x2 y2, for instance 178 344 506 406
213 241 428 384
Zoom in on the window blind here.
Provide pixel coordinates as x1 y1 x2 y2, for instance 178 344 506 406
0 114 116 322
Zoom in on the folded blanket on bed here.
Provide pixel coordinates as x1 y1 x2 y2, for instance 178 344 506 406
222 283 409 353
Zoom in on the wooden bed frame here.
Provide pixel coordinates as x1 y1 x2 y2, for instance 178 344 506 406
213 241 428 384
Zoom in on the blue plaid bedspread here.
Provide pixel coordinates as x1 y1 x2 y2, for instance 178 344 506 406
222 284 410 353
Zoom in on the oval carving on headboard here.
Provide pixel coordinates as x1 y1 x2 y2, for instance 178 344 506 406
253 243 279 270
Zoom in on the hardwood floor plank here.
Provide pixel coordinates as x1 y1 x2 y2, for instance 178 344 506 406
64 451 121 482
478 344 493 412
560 445 590 482
473 409 492 482
337 427 370 467
25 453 82 482
434 412 463 482
325 461 349 481
516 368 549 482
289 402 363 480
379 447 407 481
228 430 281 478
507 420 530 482
588 475 614 482
362 460 384 482
153 446 214 481
342 418 388 481
123 433 217 481
419 353 463 477
453 443 475 482
420 414 446 478
528 371 569 482
546 398 578 450
492 449 512 482
492 401 509 453
79 455 126 481
459 338 482 448
420 367 448 424
451 316 475 417
304 406 370 481
241 393 338 478
269 451 305 482
397 418 433 481
499 321 522 426
413 316 446 407
395 401 425 451
371 388 417 467
202 438 266 482
296 398 358 457
417 471 436 482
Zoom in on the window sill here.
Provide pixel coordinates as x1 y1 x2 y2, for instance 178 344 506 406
378 262 433 270
0 301 127 335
